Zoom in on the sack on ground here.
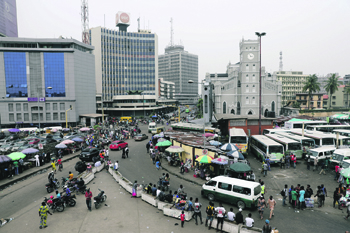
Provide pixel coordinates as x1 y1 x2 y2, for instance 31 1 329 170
305 198 314 208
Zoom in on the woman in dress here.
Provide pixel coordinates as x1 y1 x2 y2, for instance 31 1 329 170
257 195 266 220
267 195 276 219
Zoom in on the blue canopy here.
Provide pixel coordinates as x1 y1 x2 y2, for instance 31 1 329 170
220 143 239 152
152 115 158 118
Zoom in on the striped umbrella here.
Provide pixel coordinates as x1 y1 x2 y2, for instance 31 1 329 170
220 143 239 152
196 155 214 163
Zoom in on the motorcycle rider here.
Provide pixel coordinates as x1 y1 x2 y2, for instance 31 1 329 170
56 190 61 200
75 178 85 192
64 186 71 197
178 185 185 196
68 171 73 180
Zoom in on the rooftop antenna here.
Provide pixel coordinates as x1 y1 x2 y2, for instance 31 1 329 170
279 51 283 71
137 17 140 31
170 18 174 46
81 0 90 44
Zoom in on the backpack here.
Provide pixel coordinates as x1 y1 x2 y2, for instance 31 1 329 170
207 206 214 216
158 192 165 202
262 225 272 233
281 189 286 197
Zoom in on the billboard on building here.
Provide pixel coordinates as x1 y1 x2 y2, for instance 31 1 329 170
0 0 18 37
115 11 130 26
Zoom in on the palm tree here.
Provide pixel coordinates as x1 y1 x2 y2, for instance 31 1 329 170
302 74 321 110
324 73 342 109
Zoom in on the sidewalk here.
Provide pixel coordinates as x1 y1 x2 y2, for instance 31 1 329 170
0 152 80 190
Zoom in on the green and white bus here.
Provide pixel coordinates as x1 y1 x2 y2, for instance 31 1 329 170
305 125 350 133
332 129 350 137
276 132 316 153
248 135 284 163
265 134 303 159
290 129 336 147
262 128 290 135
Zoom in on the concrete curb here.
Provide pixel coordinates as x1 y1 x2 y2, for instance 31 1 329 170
0 154 79 190
161 166 203 187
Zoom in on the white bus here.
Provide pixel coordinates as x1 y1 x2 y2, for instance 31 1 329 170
229 128 248 153
305 125 350 133
330 148 350 165
262 128 290 135
284 120 327 130
332 129 350 137
248 135 284 163
265 134 303 159
276 132 315 152
290 129 335 147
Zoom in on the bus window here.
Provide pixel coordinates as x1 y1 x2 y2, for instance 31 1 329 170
322 138 334 146
269 146 283 154
302 140 315 147
314 139 320 146
289 143 301 150
230 136 247 144
262 130 269 135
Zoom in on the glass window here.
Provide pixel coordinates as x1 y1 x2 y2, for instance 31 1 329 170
232 185 244 193
254 185 261 195
60 112 65 120
46 103 50 111
9 113 14 121
53 113 58 120
31 113 42 121
53 103 58 110
4 52 28 97
60 103 65 110
16 103 21 111
46 113 51 121
8 103 13 111
205 180 217 187
44 53 66 97
218 182 232 191
223 102 226 114
16 113 22 121
23 103 28 111
24 113 29 121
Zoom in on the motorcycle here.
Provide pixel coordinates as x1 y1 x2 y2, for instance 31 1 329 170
44 196 65 212
61 177 77 188
71 184 87 194
183 159 192 173
169 156 180 167
157 177 170 191
61 193 76 207
94 188 107 209
45 179 60 193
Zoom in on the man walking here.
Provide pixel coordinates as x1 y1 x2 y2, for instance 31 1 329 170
85 188 92 211
193 198 203 225
319 161 326 175
282 184 288 206
39 201 52 229
313 157 318 171
205 202 214 230
263 162 268 177
215 202 226 232
35 154 40 167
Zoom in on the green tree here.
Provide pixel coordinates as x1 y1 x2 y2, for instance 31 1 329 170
197 98 203 118
324 73 342 109
292 101 301 109
344 86 350 108
302 74 321 110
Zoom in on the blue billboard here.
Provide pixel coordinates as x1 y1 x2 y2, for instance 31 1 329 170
0 0 18 37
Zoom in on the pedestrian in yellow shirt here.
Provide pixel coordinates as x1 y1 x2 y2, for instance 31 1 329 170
39 202 52 229
51 160 56 174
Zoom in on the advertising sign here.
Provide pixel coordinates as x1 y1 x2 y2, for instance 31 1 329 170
0 0 18 37
38 144 43 150
116 11 130 26
28 97 45 102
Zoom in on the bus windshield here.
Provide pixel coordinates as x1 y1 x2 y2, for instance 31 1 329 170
230 136 247 144
269 146 283 154
288 143 301 151
302 139 315 147
322 138 334 146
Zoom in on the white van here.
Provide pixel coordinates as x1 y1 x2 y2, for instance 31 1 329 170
330 148 350 165
148 122 157 133
306 147 336 161
201 176 261 210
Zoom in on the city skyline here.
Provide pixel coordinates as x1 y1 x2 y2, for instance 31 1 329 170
16 0 350 84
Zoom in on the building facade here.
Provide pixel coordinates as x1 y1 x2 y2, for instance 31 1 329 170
323 85 347 109
0 0 18 37
206 38 281 117
0 38 96 127
89 26 158 102
158 78 175 99
274 71 310 106
158 45 198 105
296 92 325 110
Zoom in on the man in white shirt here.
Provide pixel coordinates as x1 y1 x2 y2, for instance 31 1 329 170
156 187 161 197
215 203 226 232
245 213 254 228
227 208 235 221
35 154 40 167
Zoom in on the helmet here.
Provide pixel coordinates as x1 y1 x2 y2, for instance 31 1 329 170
64 186 67 190
50 195 54 199
265 219 270 224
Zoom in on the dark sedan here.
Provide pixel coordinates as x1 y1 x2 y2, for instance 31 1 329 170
79 147 99 161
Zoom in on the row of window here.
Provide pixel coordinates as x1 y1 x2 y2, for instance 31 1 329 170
8 112 66 122
8 103 66 112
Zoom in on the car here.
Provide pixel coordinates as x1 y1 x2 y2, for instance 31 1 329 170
27 138 40 145
63 132 78 139
11 141 29 152
79 147 99 161
17 144 32 152
41 133 53 139
98 138 111 147
134 134 148 141
0 144 13 153
52 136 64 143
109 140 128 150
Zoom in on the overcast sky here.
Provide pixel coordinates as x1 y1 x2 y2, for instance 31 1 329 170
17 0 350 81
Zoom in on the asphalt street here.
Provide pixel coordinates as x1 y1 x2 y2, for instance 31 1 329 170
0 120 350 232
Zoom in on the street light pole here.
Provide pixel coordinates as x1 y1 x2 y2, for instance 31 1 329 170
255 32 266 135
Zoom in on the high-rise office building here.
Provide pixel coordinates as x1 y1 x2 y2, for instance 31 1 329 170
89 20 158 104
0 38 96 127
0 0 18 37
158 45 198 105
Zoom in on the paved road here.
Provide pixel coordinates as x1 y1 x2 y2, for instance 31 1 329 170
1 121 350 232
